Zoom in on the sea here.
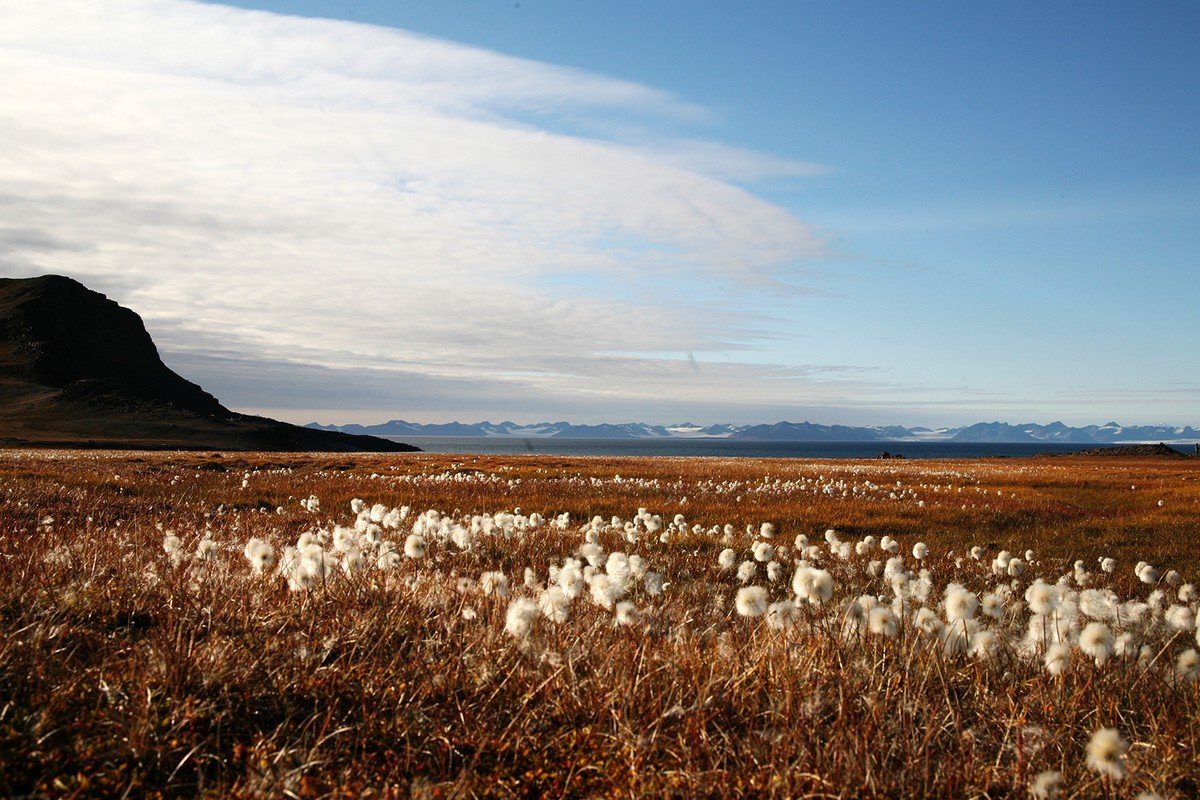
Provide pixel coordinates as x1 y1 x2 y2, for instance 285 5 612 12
380 436 1191 459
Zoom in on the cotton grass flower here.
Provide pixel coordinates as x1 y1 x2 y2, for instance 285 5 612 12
589 574 622 609
1030 770 1061 800
403 534 427 559
1079 622 1115 666
1025 580 1060 615
504 597 539 638
868 606 897 638
752 541 773 562
1177 648 1200 682
1085 727 1128 781
765 601 797 630
943 584 978 622
1165 604 1195 631
981 593 1005 620
557 563 584 598
915 607 944 636
538 586 571 623
717 548 737 570
341 548 365 575
195 538 218 561
614 601 640 627
643 571 664 596
793 567 834 605
735 586 769 618
375 541 401 569
162 533 184 567
912 542 928 560
332 525 356 553
1044 642 1072 676
480 571 509 598
736 560 757 584
969 630 999 660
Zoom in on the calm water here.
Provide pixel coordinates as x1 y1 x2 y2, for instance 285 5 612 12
382 436 1173 459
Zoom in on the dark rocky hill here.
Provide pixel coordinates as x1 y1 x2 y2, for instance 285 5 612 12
0 275 416 452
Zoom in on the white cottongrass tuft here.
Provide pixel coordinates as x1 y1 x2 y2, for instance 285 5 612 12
1177 648 1200 682
981 593 1005 620
752 541 774 562
793 567 834 605
504 597 539 638
1085 727 1128 781
589 574 622 609
1079 622 1115 667
538 586 571 623
403 534 427 559
735 586 769 618
765 601 797 630
969 629 999 660
341 548 365 575
614 600 640 626
1165 604 1195 632
246 542 278 573
332 525 357 553
912 542 928 560
1025 580 1059 616
736 560 757 584
1044 642 1071 676
480 571 509 597
944 584 978 622
1030 770 1061 800
717 548 737 570
867 606 897 638
915 607 944 636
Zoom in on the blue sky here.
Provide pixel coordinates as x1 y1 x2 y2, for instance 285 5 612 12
2 1 1197 425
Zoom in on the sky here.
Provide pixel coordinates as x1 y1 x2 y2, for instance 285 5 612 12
1 0 1197 427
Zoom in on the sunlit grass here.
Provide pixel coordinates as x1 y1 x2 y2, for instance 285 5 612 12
1 449 1198 797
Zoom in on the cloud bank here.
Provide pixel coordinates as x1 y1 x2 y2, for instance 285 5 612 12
0 0 895 423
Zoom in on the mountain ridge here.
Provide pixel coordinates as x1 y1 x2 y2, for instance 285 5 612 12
0 275 416 452
308 417 1200 444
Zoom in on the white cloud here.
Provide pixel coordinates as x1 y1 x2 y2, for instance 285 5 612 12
0 0 853 421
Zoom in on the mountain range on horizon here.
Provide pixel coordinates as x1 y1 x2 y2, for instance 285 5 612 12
307 418 1200 444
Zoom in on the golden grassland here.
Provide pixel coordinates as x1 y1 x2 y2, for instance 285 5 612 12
1 449 1199 798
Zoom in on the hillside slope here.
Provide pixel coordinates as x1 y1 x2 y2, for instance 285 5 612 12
0 275 416 452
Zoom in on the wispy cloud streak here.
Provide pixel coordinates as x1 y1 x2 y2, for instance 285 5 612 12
0 0 854 420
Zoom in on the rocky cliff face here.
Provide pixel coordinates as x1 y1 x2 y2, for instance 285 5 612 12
0 275 416 452
0 275 224 415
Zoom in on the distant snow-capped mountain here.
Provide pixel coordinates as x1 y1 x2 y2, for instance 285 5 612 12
306 418 1200 443
948 421 1200 444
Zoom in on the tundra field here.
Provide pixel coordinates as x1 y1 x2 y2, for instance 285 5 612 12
2 450 1199 798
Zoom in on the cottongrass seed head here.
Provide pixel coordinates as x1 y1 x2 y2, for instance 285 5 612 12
1085 727 1128 781
735 586 769 618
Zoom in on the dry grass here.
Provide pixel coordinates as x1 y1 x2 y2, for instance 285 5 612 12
1 449 1199 798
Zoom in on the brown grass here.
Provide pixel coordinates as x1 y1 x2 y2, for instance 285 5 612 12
1 449 1199 798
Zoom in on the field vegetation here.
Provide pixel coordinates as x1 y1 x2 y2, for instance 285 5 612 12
1 449 1199 798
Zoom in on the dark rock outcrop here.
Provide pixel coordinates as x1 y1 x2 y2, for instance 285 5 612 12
0 275 417 452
